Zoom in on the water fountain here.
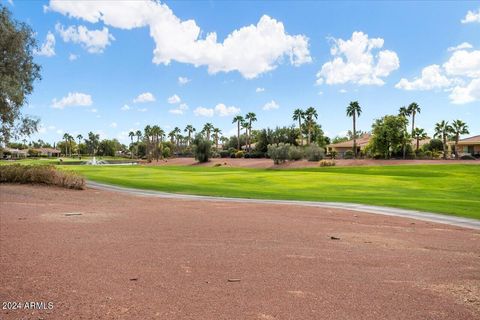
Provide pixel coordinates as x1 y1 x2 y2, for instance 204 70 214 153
85 157 108 165
83 156 137 166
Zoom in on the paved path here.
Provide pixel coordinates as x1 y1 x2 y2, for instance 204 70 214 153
87 181 480 230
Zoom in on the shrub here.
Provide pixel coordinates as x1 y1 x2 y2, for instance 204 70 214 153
213 163 222 167
267 143 290 164
460 154 476 160
288 145 303 161
0 164 85 189
344 150 354 159
319 160 336 167
235 151 245 158
219 150 230 158
424 150 432 159
330 150 337 159
244 152 265 159
304 145 324 161
162 146 171 158
192 136 211 163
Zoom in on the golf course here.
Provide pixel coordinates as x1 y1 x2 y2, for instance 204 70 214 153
64 164 480 219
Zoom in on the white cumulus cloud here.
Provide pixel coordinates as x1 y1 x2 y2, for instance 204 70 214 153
395 65 452 91
316 31 399 86
121 104 130 111
167 94 181 104
215 103 240 116
178 76 191 85
461 8 480 24
194 107 214 117
55 23 114 53
68 53 78 60
262 100 279 111
52 92 92 109
256 87 265 93
35 31 56 57
133 92 155 103
447 42 473 52
169 103 189 115
449 78 480 104
46 1 311 78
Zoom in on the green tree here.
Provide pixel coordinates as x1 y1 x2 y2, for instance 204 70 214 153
412 128 428 152
292 108 305 146
451 120 469 158
245 112 257 152
184 124 195 146
85 131 100 156
128 131 135 158
76 134 83 157
346 101 362 158
0 6 42 144
232 115 244 150
304 107 318 145
434 121 453 160
407 102 421 136
192 134 211 163
213 127 221 149
369 115 408 159
202 123 214 141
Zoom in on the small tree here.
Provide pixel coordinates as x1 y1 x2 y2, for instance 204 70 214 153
193 134 211 163
267 143 290 164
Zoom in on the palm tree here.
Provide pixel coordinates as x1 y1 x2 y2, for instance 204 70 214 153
184 125 195 146
128 131 135 159
76 134 83 158
202 123 214 141
135 130 142 158
213 128 222 149
245 112 257 152
434 121 453 160
241 121 249 150
151 125 161 161
407 102 421 136
168 130 176 145
144 125 152 160
232 115 244 150
398 106 411 159
346 101 362 158
62 133 70 156
451 120 469 158
412 128 428 152
173 127 181 150
304 107 318 145
292 108 305 146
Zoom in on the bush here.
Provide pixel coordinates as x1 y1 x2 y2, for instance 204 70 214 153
162 146 171 158
235 151 245 158
305 145 324 161
267 143 290 164
244 152 265 159
219 150 230 158
319 160 336 167
192 136 211 163
288 145 303 161
344 150 354 159
0 164 85 189
460 154 476 160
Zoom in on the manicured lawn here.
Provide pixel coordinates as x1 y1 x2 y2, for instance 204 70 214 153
63 164 480 219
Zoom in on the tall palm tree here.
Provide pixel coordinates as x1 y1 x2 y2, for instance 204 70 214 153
398 106 411 159
202 123 214 141
451 120 469 158
151 125 161 161
241 121 249 150
304 107 318 145
292 108 305 146
173 127 181 150
144 125 152 160
434 121 453 160
184 125 195 146
128 131 135 159
412 128 428 152
62 133 70 156
168 130 176 145
76 134 83 158
213 128 222 149
407 102 421 136
346 101 362 158
135 130 142 158
232 115 244 150
245 112 257 152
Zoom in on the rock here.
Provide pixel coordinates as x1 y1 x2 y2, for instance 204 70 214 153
330 236 340 240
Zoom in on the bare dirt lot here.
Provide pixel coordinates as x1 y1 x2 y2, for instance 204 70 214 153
1 184 479 319
144 157 480 168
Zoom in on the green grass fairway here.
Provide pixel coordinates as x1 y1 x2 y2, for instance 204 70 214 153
64 164 480 219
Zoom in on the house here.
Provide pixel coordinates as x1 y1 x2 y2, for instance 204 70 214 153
452 135 480 156
2 147 28 159
327 134 371 158
33 148 61 157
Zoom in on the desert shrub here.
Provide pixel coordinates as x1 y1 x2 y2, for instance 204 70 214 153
424 150 432 159
213 163 222 167
192 136 211 163
319 160 336 167
0 165 85 189
219 150 230 158
244 152 265 159
344 150 354 159
162 146 171 158
460 154 476 160
267 143 290 164
288 145 303 161
235 151 245 158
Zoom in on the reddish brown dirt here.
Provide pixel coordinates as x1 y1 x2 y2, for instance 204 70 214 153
1 184 479 320
143 157 480 169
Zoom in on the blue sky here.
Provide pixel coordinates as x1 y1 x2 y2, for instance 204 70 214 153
5 0 480 144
